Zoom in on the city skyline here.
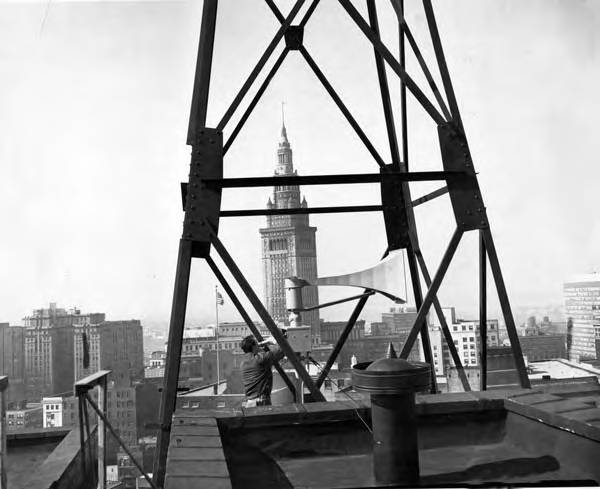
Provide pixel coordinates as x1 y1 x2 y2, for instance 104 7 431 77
1 1 600 327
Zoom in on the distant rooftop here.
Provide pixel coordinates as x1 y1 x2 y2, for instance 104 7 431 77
564 273 600 285
529 359 600 381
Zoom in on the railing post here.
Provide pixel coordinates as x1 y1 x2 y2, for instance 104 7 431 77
0 377 8 489
97 376 107 489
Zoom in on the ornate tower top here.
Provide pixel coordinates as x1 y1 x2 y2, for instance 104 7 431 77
276 103 294 176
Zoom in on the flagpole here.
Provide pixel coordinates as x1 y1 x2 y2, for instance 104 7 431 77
215 285 220 389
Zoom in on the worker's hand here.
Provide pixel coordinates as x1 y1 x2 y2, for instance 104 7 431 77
258 336 275 347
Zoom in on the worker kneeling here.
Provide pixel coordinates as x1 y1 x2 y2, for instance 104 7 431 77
240 335 284 407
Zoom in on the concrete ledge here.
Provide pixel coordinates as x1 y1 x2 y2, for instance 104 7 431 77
21 427 98 489
505 397 600 443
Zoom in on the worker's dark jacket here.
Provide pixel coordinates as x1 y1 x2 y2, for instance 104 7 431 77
241 346 284 399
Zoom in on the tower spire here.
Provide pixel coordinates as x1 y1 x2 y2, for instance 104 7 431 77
280 101 288 145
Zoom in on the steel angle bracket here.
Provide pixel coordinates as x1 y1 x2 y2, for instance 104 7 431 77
438 123 488 231
380 163 412 251
181 127 223 258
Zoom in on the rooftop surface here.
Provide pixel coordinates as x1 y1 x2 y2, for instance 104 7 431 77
6 428 70 488
164 380 600 488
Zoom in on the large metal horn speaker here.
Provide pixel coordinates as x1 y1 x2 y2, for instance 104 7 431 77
316 249 406 303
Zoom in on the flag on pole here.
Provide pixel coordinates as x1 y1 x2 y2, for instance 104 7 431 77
216 291 224 306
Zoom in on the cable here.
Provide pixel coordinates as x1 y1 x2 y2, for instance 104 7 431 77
306 356 372 434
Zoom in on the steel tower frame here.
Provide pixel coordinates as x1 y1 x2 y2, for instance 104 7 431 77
153 1 531 485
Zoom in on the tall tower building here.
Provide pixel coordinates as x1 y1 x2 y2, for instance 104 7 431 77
564 273 600 361
260 122 320 341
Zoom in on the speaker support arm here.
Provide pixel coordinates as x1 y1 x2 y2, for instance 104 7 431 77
315 292 372 389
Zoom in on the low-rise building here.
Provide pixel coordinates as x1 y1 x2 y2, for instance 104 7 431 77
6 403 42 431
42 396 63 428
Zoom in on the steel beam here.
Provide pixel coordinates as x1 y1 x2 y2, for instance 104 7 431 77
209 229 326 401
406 248 437 393
338 0 445 125
390 1 451 122
315 292 371 389
153 240 194 487
205 171 460 188
414 249 471 392
397 0 408 167
300 47 386 168
422 0 463 130
223 48 289 155
411 186 448 207
221 205 382 217
479 229 488 391
206 256 297 401
481 228 530 388
400 228 463 358
186 0 218 145
367 0 401 167
86 394 157 489
216 0 305 131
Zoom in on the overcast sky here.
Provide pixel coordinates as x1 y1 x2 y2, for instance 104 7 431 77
1 0 599 328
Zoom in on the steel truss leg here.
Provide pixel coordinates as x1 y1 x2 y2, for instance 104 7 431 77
421 0 463 130
367 0 436 392
481 228 530 388
154 240 193 487
206 256 297 401
400 228 463 358
479 230 488 390
209 230 326 402
156 0 218 483
414 249 471 392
